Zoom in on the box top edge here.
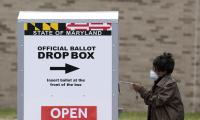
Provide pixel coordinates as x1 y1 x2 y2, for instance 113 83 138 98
18 11 119 20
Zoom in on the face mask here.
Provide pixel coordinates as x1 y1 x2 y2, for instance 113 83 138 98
150 70 158 81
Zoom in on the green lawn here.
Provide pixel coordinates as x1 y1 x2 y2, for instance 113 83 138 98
119 112 200 120
0 108 199 120
119 112 147 120
0 108 16 119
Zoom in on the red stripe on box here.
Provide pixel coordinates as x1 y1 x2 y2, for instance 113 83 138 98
89 26 111 30
67 23 89 27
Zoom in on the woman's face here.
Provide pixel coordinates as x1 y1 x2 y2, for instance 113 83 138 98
153 67 167 77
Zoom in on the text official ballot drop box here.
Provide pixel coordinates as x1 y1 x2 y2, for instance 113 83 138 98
17 11 118 120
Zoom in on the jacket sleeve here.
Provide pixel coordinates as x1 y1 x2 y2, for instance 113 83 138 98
138 83 176 107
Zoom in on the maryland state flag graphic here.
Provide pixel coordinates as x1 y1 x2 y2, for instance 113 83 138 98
24 23 66 31
24 23 112 36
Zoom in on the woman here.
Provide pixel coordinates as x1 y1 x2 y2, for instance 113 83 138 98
132 52 184 120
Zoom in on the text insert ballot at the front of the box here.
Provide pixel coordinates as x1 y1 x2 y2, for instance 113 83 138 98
23 22 113 120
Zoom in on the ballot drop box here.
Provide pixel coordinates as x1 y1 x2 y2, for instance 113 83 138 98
17 11 118 120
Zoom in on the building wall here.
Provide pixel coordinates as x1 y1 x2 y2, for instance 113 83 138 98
0 0 199 112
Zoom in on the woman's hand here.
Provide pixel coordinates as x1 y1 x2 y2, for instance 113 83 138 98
132 83 143 92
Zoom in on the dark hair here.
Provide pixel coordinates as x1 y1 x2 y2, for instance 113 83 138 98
153 52 175 74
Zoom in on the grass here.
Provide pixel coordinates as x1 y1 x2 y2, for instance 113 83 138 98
119 112 147 120
0 108 16 119
184 113 200 120
119 112 200 120
0 108 199 120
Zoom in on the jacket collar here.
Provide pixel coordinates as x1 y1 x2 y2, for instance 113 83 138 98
156 75 172 87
